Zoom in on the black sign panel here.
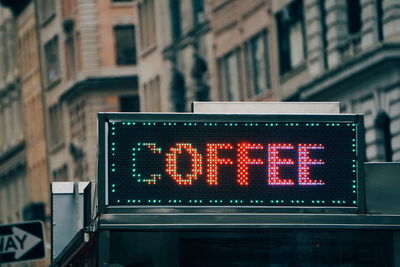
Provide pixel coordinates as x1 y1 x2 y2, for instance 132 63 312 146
100 114 363 210
0 221 45 264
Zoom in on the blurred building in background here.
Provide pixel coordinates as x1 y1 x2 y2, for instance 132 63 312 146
1 0 140 264
0 0 50 226
208 0 277 101
136 0 212 112
0 6 27 225
135 0 400 162
39 0 139 185
272 0 400 162
0 1 50 265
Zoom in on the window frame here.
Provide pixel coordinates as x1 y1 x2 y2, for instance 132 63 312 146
346 0 362 35
376 0 384 41
69 99 86 142
192 0 205 26
138 0 157 51
48 103 65 151
319 0 328 70
375 112 393 162
244 30 271 98
44 36 61 87
39 0 56 25
114 25 137 66
218 49 243 101
64 34 76 81
276 0 307 76
169 0 182 41
119 94 141 112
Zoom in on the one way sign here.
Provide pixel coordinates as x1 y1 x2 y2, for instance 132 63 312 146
0 221 45 264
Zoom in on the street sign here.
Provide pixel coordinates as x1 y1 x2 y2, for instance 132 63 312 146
98 113 364 212
0 221 45 264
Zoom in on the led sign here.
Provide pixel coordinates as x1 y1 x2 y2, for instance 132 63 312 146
100 114 363 209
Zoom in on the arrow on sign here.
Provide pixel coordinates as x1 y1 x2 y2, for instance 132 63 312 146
0 227 41 260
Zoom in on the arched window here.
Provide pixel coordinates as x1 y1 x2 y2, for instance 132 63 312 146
375 111 393 162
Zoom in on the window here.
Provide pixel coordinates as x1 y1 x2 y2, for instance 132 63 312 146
276 0 306 75
342 0 362 56
119 95 140 112
39 0 56 23
28 30 35 71
143 76 161 111
114 25 137 65
376 0 384 41
44 36 60 86
170 0 182 41
180 230 393 266
0 107 4 150
1 17 18 78
138 0 156 50
319 0 328 69
76 32 82 71
18 29 37 76
69 99 86 141
11 93 23 143
375 112 392 162
219 51 242 101
192 0 205 25
71 149 87 181
49 104 65 149
65 36 76 80
245 31 270 98
347 0 362 35
64 32 81 80
0 27 4 78
170 68 186 112
52 165 68 181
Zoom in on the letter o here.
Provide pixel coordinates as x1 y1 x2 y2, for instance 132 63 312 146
165 143 203 185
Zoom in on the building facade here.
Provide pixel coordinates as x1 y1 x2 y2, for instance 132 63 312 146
0 0 140 206
0 2 51 265
37 0 139 183
270 0 400 162
0 0 50 226
0 0 140 263
209 0 278 102
136 0 212 112
0 6 27 225
17 0 50 223
136 0 400 162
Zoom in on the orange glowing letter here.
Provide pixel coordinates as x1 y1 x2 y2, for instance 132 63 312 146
206 143 234 185
165 143 203 185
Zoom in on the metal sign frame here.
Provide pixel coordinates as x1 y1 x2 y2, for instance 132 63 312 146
97 113 365 215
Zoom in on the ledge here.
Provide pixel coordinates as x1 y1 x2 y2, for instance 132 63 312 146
60 75 138 101
0 140 26 177
299 43 400 100
99 213 400 230
162 21 210 58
